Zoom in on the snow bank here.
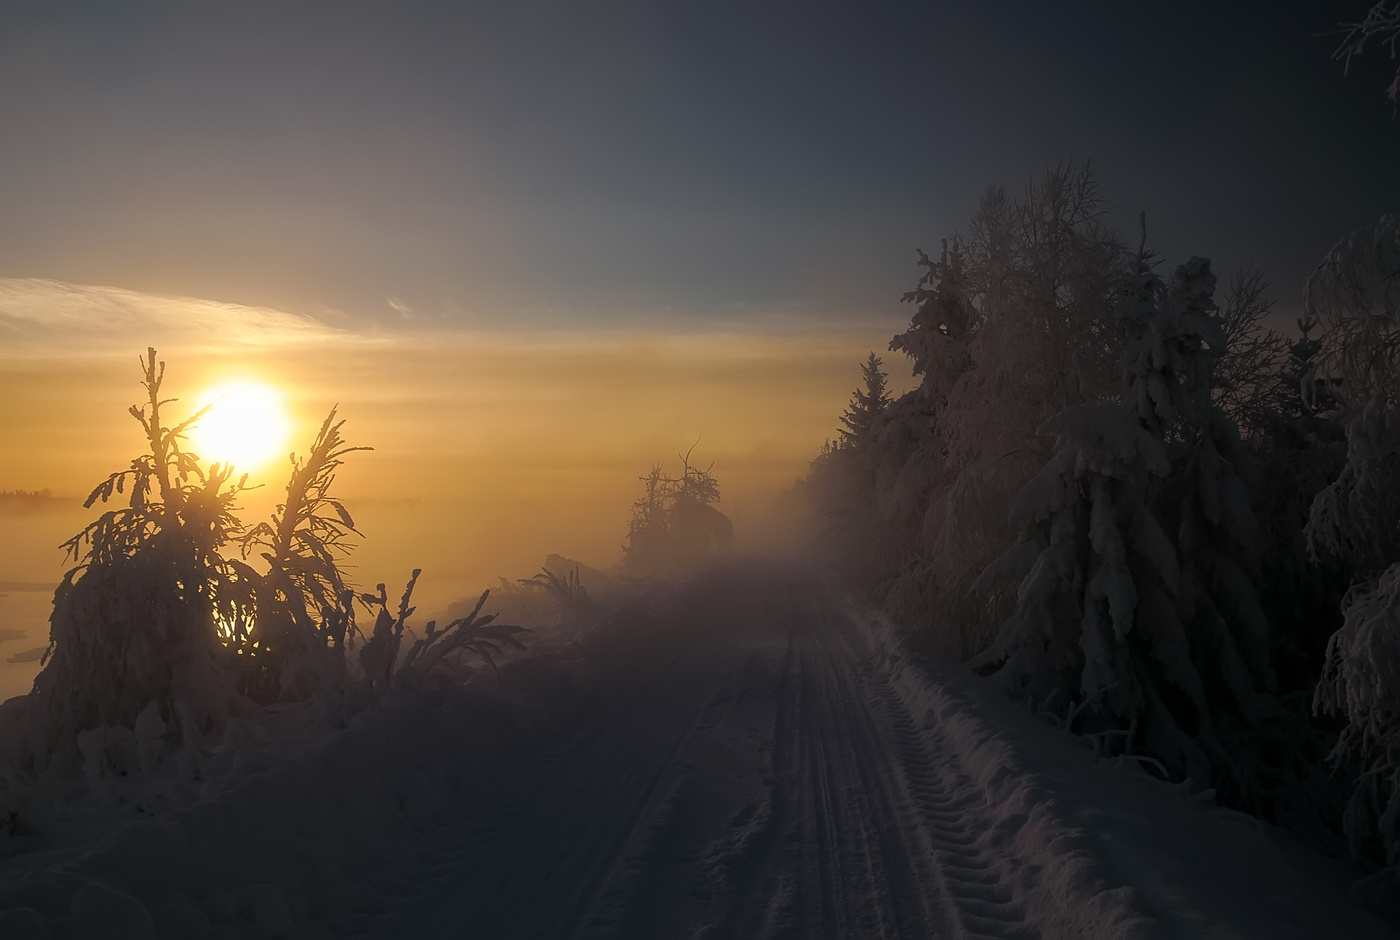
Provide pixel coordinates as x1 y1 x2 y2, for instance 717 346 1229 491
0 673 559 938
853 601 1396 939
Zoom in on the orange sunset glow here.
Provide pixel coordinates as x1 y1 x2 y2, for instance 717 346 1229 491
0 280 912 699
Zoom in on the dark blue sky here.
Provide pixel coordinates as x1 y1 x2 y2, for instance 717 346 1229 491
0 0 1395 328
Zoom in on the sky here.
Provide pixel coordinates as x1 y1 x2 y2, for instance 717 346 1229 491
0 1 1396 324
1 0 1398 650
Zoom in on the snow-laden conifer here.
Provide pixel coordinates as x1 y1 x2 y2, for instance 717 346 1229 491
844 165 1126 653
978 249 1277 792
1305 217 1400 868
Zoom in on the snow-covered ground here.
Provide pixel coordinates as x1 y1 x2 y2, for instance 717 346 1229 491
0 563 1393 939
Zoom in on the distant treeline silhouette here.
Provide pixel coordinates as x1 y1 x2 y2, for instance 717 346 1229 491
0 488 69 515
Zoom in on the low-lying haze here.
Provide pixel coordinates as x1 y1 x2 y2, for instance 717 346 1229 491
0 278 910 623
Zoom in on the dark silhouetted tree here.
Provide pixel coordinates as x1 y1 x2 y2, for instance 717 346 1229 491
838 352 893 452
975 248 1277 800
623 446 733 577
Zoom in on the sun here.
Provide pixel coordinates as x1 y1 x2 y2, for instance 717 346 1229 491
186 381 292 474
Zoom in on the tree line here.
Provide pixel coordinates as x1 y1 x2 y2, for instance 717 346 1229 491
803 165 1400 883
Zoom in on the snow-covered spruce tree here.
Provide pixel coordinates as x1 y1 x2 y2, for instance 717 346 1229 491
1305 216 1400 868
930 168 1123 624
859 239 975 616
975 250 1279 797
968 400 1176 738
1149 258 1281 805
852 163 1126 656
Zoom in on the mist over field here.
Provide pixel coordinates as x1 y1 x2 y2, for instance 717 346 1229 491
0 291 909 696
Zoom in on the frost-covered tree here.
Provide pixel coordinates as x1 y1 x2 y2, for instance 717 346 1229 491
930 167 1123 596
35 351 251 752
1315 563 1400 869
890 238 977 402
0 350 522 796
1336 2 1400 105
877 237 975 544
1305 217 1400 582
976 250 1279 796
1211 270 1290 442
803 237 975 615
969 402 1176 731
1148 259 1279 799
851 163 1126 654
1305 216 1400 867
623 447 733 577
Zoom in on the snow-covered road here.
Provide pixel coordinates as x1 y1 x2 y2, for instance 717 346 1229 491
411 574 1063 939
0 565 1395 939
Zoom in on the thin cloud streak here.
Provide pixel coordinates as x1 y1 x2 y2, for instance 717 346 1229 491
0 278 357 357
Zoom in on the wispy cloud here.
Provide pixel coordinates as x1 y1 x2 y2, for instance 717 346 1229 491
0 278 355 357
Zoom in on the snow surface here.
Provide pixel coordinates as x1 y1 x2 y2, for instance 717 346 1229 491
0 563 1393 939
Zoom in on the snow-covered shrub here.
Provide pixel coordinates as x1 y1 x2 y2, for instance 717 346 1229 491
357 571 527 691
32 350 252 764
623 448 733 577
518 566 594 625
227 409 368 704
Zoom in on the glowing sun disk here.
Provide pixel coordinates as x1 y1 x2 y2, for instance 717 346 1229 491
187 382 291 474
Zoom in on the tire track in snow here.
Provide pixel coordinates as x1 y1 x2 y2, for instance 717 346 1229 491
690 585 1039 940
746 590 1035 940
875 666 1036 940
398 575 1096 939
